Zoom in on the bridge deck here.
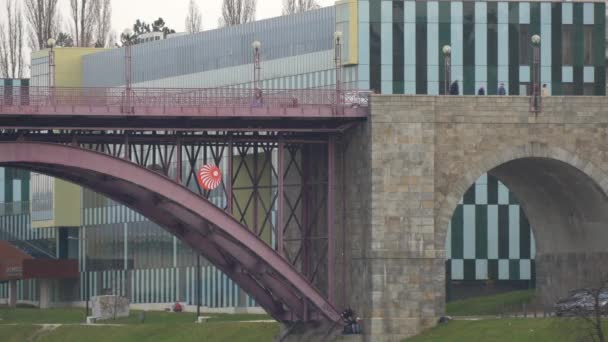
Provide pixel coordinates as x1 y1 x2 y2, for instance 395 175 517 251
0 86 369 131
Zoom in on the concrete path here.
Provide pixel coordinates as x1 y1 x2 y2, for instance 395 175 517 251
451 313 556 321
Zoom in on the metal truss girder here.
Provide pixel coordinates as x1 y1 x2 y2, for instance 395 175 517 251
0 117 366 132
2 142 340 323
7 128 338 309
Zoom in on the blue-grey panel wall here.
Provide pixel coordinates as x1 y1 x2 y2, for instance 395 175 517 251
83 7 336 87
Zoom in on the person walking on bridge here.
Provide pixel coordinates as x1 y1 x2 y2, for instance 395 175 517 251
498 83 506 95
449 80 459 95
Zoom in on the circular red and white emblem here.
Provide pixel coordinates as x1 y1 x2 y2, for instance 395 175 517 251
197 165 222 191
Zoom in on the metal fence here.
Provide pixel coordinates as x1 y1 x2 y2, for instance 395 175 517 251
0 86 370 108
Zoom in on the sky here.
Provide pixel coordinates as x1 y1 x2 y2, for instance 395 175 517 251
0 0 335 38
109 0 335 34
0 0 335 75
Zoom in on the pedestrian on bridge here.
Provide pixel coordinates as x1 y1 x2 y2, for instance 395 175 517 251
252 88 264 107
449 80 459 95
498 83 507 95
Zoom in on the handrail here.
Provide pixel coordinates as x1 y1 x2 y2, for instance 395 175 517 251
0 86 371 110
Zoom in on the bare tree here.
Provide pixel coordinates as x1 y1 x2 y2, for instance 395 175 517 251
219 0 257 27
107 30 117 48
93 0 112 47
185 0 203 33
0 0 26 78
24 0 61 50
70 0 99 47
282 0 319 15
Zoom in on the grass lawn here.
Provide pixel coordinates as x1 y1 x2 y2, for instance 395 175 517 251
0 307 279 341
406 318 607 342
0 323 280 342
42 322 280 342
0 324 44 342
0 307 86 324
446 290 536 316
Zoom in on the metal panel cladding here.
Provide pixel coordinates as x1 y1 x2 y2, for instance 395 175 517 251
83 7 336 87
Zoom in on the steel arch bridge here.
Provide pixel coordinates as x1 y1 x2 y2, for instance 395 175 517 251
0 86 370 323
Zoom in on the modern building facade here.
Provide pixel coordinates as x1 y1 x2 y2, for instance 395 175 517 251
0 0 605 308
359 0 606 96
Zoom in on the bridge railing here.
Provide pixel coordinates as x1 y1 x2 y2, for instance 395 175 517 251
0 86 371 114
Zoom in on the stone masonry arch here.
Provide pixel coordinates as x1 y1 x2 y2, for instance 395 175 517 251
435 142 608 306
343 95 608 341
435 142 608 251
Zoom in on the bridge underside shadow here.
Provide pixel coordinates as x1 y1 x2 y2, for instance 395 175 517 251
490 157 608 306
0 142 340 323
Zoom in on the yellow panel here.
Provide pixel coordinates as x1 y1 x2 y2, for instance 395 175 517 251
53 178 82 227
347 0 359 65
56 48 107 87
336 0 359 66
31 48 104 228
232 153 273 245
32 47 107 87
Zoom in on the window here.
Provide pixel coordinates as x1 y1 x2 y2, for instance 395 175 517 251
0 168 5 202
519 25 531 64
562 25 573 66
583 26 593 65
12 179 21 202
31 173 53 221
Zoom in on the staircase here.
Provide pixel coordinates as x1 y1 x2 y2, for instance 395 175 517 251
0 203 56 260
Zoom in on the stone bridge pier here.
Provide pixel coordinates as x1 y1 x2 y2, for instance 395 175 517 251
337 95 608 341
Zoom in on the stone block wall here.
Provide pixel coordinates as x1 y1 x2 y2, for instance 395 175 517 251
343 95 608 341
341 96 443 342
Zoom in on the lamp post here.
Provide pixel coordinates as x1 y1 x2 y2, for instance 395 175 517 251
123 28 134 113
442 45 451 95
196 254 201 318
83 227 89 321
47 38 56 104
531 34 541 113
252 41 261 90
334 31 343 110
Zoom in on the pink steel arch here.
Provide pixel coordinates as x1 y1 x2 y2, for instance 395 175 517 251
0 142 340 323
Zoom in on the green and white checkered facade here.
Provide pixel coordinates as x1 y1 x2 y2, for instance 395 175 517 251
359 0 606 96
446 174 536 282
